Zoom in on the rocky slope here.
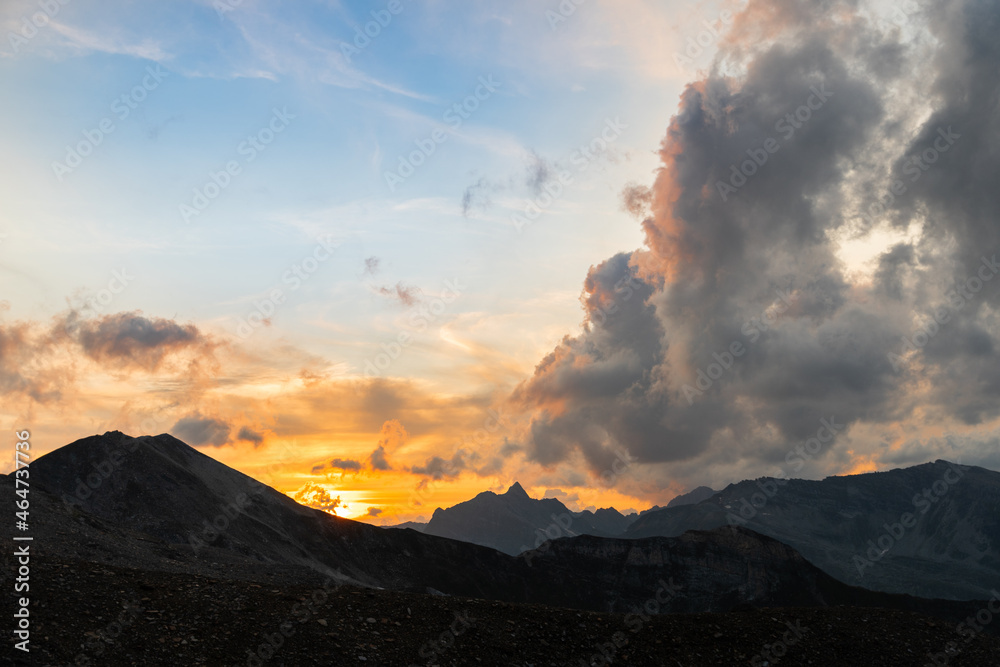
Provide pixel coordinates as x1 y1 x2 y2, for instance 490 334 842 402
626 460 1000 600
11 555 1000 666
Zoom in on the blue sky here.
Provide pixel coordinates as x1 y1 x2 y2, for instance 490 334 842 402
6 0 997 523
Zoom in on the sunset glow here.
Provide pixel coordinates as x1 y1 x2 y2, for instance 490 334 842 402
4 0 1000 524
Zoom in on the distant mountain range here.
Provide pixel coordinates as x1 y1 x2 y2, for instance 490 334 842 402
417 481 636 555
623 460 1000 600
394 463 1000 601
15 430 999 620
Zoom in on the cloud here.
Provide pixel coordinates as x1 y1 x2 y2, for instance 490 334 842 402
370 445 391 471
377 282 421 308
59 310 217 373
171 413 231 447
237 426 264 446
0 320 68 403
330 457 362 471
288 482 343 515
461 176 494 218
369 419 408 471
524 150 554 196
363 256 381 276
620 183 653 218
510 0 1000 484
48 22 171 62
312 457 363 474
410 451 467 480
366 507 383 517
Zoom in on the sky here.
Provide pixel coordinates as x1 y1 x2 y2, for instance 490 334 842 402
3 0 1000 524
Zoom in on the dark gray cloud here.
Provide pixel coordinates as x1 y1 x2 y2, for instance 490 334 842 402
511 0 1000 482
237 426 264 446
171 413 231 447
410 448 473 479
0 309 217 405
370 445 391 471
313 457 364 474
60 310 215 372
330 457 362 471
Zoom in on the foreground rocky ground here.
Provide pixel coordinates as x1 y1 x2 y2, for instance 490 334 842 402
11 556 1000 667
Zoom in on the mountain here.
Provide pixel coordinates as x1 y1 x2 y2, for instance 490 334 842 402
11 431 1000 665
626 460 1000 600
421 481 634 555
20 430 992 622
384 520 426 532
667 485 717 508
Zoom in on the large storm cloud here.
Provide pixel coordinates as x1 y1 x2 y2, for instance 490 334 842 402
511 0 1000 483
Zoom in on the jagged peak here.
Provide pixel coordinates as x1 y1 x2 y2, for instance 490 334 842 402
504 482 529 498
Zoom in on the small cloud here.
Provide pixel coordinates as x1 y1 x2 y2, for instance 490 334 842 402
147 114 182 141
525 150 553 196
59 310 216 373
377 282 420 307
410 448 476 480
363 256 381 276
461 176 494 217
366 507 383 517
620 182 653 218
171 413 231 447
370 419 408 471
237 426 264 446
288 482 343 515
312 457 363 474
330 457 362 471
370 445 391 471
